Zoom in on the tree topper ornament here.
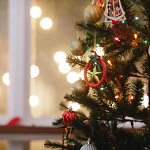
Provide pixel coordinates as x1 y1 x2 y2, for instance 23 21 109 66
104 0 126 23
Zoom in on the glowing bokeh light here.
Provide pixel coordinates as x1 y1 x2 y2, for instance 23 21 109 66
29 95 40 107
134 34 137 39
30 6 42 19
95 47 105 57
67 72 79 84
142 94 149 108
114 37 120 42
2 73 10 86
31 65 39 78
107 60 112 66
40 18 53 30
122 20 125 24
58 62 71 74
69 102 80 111
135 16 139 20
54 51 66 64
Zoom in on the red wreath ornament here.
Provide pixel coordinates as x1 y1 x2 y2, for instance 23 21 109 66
62 110 78 126
84 57 106 88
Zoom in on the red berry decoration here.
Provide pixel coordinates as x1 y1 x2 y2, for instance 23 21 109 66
84 54 106 88
62 110 78 126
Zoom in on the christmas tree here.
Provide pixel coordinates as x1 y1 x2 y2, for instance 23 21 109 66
45 0 150 149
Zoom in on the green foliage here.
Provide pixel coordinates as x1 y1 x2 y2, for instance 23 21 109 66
45 0 150 149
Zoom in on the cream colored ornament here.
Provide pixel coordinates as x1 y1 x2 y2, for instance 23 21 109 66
104 0 126 22
84 0 103 23
80 139 97 150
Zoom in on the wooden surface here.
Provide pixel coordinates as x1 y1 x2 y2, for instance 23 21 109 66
0 126 63 134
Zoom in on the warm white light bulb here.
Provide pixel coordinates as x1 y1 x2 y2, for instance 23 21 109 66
29 95 39 107
30 6 42 19
142 94 149 108
69 102 80 111
95 47 105 57
58 62 71 74
67 72 79 84
2 72 10 86
40 18 53 30
54 51 66 64
31 65 39 78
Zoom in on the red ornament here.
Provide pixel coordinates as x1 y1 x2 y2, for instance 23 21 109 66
84 57 107 88
7 117 21 126
62 110 77 126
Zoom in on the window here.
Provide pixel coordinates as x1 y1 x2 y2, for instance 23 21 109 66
0 0 9 116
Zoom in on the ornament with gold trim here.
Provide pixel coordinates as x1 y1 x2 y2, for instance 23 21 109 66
72 80 89 97
70 37 86 56
84 0 104 23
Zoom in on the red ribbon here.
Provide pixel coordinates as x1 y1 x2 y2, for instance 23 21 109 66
97 0 103 4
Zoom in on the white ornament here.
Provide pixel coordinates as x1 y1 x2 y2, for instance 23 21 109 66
104 0 126 22
80 139 97 150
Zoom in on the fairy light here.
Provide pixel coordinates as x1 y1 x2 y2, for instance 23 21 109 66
107 60 112 66
115 95 119 100
134 34 137 39
95 46 105 57
135 16 139 20
100 87 104 91
130 95 134 100
144 40 148 44
122 20 125 24
114 37 120 42
68 102 80 111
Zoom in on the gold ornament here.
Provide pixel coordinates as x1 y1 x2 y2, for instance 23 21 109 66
87 65 101 82
84 1 103 23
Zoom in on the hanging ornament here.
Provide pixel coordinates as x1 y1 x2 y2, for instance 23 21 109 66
84 0 104 23
104 0 126 23
72 80 89 96
61 108 78 140
70 38 86 56
80 139 97 150
84 52 106 88
62 109 78 126
112 24 133 41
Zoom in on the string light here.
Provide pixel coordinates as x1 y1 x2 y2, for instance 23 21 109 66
135 16 139 20
130 95 134 100
144 40 148 44
115 95 119 100
107 60 112 66
68 102 80 111
95 46 105 57
100 87 104 91
122 20 125 24
134 34 137 39
114 37 120 42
